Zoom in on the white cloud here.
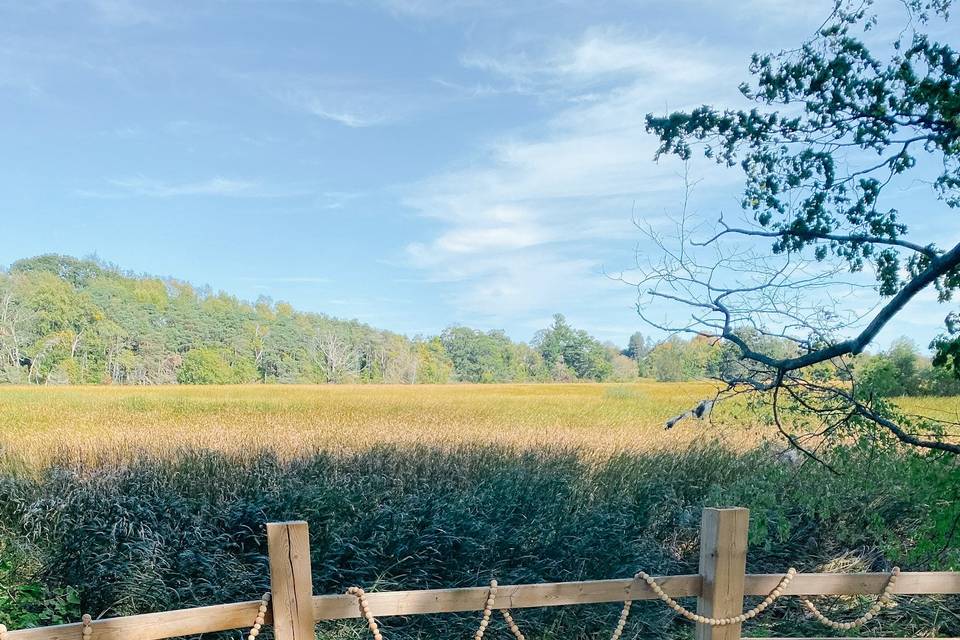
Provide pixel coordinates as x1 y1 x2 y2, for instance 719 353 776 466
235 276 332 284
111 176 255 197
374 0 512 19
78 176 257 198
461 27 727 99
306 105 384 128
251 74 406 128
403 27 745 323
410 205 552 257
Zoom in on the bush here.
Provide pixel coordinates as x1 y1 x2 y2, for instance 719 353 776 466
0 532 81 628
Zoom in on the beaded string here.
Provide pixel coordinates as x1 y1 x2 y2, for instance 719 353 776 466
609 599 632 640
21 566 899 640
474 580 498 640
347 586 383 640
347 580 504 640
636 568 797 626
801 567 899 630
499 609 526 640
246 592 271 640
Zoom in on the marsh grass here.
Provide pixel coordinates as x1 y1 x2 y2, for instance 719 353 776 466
0 382 766 465
0 383 958 638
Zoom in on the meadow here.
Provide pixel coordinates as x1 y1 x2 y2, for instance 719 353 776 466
0 382 756 464
1 383 958 639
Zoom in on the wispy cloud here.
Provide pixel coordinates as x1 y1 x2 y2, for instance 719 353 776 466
318 191 364 210
374 0 511 19
408 205 552 258
251 73 413 128
305 105 384 128
459 27 726 99
235 276 332 284
77 176 258 198
403 27 742 322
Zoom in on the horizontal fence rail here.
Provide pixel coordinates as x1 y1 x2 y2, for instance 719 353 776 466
7 572 959 640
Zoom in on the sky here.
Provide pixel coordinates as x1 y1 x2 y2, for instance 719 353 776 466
1 0 957 348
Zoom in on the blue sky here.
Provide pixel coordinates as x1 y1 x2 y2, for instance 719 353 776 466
1 0 956 348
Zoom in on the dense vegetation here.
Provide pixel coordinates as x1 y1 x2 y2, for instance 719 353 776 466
2 382 958 637
0 255 638 385
641 334 960 396
1 254 951 394
1 441 956 638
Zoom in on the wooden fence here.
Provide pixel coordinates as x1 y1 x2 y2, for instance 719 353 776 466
6 508 960 640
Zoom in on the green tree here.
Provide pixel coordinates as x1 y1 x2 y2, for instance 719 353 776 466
177 348 235 384
440 326 519 383
415 337 454 384
533 314 613 381
856 338 924 397
646 336 721 382
624 332 650 362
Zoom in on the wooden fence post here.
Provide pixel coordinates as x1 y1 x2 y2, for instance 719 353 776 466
696 507 749 640
267 521 315 640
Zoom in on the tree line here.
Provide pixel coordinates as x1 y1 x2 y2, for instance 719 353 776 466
0 255 642 385
634 333 960 397
0 255 947 393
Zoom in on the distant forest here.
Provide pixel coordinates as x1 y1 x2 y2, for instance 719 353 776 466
0 255 952 394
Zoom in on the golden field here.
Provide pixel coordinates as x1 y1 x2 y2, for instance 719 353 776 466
1 382 956 464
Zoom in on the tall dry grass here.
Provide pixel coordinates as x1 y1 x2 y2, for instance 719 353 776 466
0 382 771 465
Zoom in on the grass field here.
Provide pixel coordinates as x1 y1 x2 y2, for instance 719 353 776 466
1 382 762 464
1 383 958 638
3 381 957 464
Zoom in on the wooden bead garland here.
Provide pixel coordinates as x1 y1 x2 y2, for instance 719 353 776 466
499 609 526 640
81 614 92 639
347 586 384 640
636 568 797 626
246 592 271 640
348 580 502 640
474 580 498 640
801 567 899 630
609 599 632 640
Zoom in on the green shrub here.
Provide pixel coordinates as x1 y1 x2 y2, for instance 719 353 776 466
0 537 81 628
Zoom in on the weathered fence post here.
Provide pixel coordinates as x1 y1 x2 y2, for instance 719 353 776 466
267 521 315 640
696 507 749 640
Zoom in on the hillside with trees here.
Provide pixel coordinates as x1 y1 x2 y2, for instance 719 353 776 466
0 254 949 391
0 255 633 385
